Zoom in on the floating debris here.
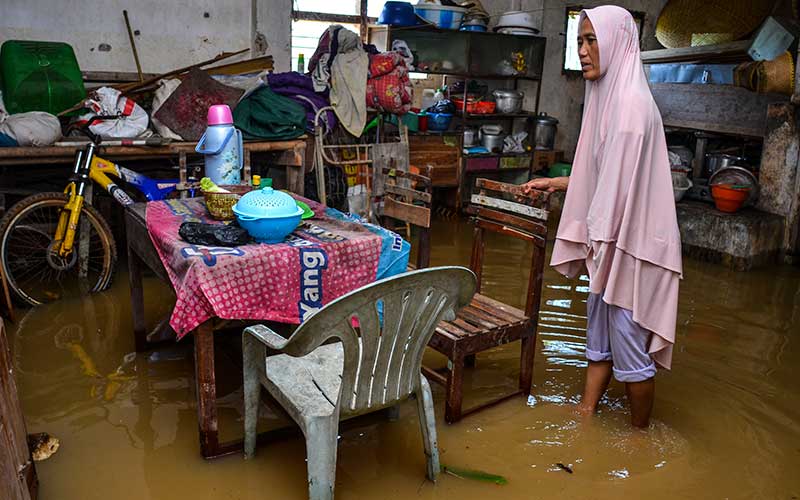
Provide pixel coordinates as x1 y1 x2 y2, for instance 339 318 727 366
28 433 60 461
442 465 508 485
556 462 573 474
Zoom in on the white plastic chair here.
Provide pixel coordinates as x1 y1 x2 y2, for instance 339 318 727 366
243 267 476 500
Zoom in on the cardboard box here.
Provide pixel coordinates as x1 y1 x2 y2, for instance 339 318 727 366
532 150 564 172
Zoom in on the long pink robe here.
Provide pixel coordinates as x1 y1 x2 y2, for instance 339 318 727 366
551 6 683 369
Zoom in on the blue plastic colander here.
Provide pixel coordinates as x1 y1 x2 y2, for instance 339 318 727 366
232 187 304 243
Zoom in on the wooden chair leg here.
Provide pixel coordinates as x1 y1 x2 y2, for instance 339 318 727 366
464 354 476 368
445 354 465 423
519 335 536 395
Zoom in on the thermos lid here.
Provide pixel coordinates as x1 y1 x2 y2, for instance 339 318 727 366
533 112 558 125
207 104 234 126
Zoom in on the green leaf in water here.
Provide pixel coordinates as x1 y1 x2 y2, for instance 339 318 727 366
441 464 508 485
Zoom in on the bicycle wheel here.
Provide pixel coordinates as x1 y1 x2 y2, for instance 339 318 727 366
0 192 117 306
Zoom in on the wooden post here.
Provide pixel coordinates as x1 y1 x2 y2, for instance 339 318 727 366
469 225 484 294
0 320 37 500
193 321 220 458
127 244 147 353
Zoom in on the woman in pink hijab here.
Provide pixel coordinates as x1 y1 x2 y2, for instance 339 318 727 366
524 5 682 427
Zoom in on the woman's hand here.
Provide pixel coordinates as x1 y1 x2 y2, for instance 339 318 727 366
523 176 570 194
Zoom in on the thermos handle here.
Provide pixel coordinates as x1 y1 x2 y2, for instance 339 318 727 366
236 129 244 170
195 128 235 155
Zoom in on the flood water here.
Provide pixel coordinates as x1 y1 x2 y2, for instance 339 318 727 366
8 215 800 499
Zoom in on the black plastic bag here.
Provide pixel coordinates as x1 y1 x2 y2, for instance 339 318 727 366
179 222 251 247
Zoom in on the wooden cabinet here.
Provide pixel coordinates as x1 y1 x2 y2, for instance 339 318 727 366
408 135 460 187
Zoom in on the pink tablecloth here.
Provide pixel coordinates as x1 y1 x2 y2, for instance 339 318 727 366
145 197 383 339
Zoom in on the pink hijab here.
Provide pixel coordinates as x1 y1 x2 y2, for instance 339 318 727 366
551 6 682 369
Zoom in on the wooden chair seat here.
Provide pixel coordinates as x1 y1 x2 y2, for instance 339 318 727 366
438 294 530 349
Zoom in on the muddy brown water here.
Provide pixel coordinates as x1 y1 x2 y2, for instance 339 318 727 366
8 216 800 499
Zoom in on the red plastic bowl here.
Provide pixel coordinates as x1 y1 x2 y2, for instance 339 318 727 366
711 184 750 213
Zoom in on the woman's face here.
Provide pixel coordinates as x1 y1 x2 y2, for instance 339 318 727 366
578 17 601 81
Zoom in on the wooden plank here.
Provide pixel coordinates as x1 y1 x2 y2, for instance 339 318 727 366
384 197 431 228
473 293 526 320
205 55 274 76
470 296 523 325
380 167 432 187
475 207 547 236
421 365 448 387
437 321 470 339
650 83 788 138
640 40 751 64
385 184 432 204
462 305 501 329
83 70 160 83
471 194 549 221
475 218 541 244
451 317 481 334
475 178 550 206
456 308 496 330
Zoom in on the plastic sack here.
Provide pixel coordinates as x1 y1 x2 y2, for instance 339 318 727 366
151 79 183 140
0 111 61 146
78 87 149 138
179 222 251 247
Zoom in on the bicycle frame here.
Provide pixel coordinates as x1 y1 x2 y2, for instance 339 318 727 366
54 143 181 257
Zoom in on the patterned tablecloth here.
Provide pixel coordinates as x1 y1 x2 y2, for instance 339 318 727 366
145 196 409 338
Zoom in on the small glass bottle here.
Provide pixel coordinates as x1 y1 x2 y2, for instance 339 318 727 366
297 53 305 74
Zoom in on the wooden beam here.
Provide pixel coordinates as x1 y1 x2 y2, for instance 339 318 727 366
385 184 432 204
384 197 431 228
650 83 788 138
470 194 549 221
640 40 751 64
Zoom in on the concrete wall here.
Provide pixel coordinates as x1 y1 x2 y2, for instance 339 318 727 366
0 0 293 73
484 0 668 160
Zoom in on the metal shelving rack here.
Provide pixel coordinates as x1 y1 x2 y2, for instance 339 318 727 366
367 25 547 206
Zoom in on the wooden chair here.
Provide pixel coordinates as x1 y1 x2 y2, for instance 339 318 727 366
422 178 551 423
380 166 433 270
242 267 476 500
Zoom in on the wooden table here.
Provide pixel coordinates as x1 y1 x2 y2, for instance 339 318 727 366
125 200 408 459
126 203 241 458
0 138 307 196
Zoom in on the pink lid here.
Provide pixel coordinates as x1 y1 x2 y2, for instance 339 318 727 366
207 104 233 125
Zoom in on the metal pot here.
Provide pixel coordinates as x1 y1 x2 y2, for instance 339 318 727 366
479 125 505 152
493 89 524 114
705 153 742 177
532 112 558 150
463 127 477 147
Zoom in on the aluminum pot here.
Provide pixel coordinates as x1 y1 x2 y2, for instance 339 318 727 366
532 112 558 150
705 153 742 177
493 89 524 114
480 125 505 152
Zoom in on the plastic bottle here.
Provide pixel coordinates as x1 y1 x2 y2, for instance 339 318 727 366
252 175 261 188
297 53 305 74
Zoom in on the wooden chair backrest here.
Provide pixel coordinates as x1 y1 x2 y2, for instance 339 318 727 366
381 166 433 269
467 178 551 319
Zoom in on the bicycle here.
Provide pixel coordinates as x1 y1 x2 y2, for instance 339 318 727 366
0 118 190 306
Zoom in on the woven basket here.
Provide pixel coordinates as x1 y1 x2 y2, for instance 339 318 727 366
656 0 773 48
757 51 795 95
690 33 735 47
203 185 253 220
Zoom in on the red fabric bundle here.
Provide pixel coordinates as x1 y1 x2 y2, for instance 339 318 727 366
367 53 413 114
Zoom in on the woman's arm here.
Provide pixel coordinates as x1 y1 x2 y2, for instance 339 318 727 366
522 176 570 194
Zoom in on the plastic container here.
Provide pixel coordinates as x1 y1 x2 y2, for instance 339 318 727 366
195 105 244 186
379 1 424 27
414 5 467 29
711 184 750 213
421 89 436 110
671 172 692 202
232 186 304 243
0 40 86 115
427 112 453 131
